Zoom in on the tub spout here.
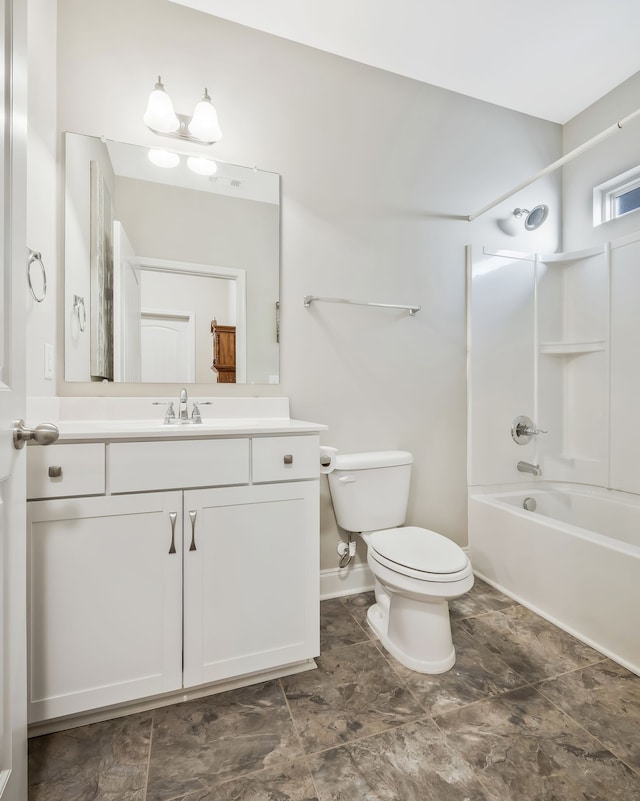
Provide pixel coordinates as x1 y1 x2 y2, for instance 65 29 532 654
517 460 542 476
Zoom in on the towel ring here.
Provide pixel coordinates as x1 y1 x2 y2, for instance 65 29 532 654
73 294 87 332
27 249 47 303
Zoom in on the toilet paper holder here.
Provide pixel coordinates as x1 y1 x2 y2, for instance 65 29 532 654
319 446 338 474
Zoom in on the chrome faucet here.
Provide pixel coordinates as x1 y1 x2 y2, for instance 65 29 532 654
155 390 209 424
178 388 189 421
517 460 542 476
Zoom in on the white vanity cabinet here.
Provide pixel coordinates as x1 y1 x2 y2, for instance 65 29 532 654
27 491 183 722
183 481 319 687
26 431 321 725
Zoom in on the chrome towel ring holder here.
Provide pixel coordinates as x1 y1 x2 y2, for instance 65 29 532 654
27 248 47 302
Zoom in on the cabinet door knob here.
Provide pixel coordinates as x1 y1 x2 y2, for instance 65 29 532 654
48 465 63 478
189 510 197 552
283 454 293 465
168 512 177 555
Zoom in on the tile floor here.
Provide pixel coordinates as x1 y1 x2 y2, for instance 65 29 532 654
28 580 640 801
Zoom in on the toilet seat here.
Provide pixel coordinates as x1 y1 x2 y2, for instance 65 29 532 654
368 526 470 582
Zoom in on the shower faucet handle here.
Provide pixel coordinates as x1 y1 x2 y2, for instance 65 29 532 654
511 415 547 445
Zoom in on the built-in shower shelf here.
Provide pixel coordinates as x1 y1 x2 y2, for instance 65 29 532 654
539 340 606 355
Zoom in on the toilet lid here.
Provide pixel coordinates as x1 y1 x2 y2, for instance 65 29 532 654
369 526 468 574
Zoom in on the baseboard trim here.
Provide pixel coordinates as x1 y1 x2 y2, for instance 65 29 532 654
320 563 375 600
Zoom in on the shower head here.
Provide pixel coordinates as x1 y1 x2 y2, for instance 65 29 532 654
513 204 549 230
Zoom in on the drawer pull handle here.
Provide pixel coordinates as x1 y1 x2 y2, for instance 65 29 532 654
48 466 62 478
283 454 293 465
168 512 177 555
189 510 197 551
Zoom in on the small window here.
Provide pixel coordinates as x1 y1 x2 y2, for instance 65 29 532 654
615 183 640 216
593 165 640 226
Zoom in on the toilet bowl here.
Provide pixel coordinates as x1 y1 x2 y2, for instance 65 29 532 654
327 450 473 674
363 527 473 673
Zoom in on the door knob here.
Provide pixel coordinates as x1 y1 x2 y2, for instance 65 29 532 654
12 419 59 450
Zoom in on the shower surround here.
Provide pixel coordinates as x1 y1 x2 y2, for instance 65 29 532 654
467 230 640 676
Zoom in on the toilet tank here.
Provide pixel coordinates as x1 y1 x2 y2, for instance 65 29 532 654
328 450 413 532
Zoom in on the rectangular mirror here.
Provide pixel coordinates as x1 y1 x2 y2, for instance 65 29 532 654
64 132 280 384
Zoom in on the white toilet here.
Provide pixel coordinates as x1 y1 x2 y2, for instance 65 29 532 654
328 450 473 673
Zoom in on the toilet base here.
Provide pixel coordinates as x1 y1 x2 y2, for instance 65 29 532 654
366 595 456 674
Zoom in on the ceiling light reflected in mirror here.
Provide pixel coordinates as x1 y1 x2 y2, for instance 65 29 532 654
186 156 218 176
147 148 180 168
146 149 218 177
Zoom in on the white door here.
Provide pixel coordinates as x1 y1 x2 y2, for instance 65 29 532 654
0 1 28 798
140 309 195 383
112 221 142 382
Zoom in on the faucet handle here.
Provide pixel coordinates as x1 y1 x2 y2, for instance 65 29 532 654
191 402 202 423
511 415 547 445
151 401 176 424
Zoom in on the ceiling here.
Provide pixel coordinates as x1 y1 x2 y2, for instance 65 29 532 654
170 0 640 124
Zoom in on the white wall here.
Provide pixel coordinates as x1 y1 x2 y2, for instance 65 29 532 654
27 0 563 570
563 70 640 250
26 0 57 395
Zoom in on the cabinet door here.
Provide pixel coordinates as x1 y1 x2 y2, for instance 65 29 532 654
183 482 319 687
27 492 182 722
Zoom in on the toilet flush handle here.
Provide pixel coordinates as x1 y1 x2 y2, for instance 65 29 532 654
338 475 356 483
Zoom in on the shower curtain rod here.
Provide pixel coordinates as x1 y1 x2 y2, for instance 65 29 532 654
467 106 640 222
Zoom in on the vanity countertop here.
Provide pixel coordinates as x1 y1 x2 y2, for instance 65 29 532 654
26 396 326 443
49 417 326 443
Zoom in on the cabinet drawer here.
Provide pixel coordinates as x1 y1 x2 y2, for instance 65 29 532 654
109 438 250 493
27 443 105 499
252 435 320 483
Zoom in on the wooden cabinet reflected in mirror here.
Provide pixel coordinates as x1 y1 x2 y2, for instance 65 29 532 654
211 320 236 383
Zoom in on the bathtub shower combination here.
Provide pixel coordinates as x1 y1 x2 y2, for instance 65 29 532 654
467 233 640 678
469 485 640 674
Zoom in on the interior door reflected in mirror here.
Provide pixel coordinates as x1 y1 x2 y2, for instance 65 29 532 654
64 133 280 384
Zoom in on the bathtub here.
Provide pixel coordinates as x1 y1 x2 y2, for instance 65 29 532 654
468 484 640 676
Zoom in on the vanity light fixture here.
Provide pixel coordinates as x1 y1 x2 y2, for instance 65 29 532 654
147 148 180 168
144 76 222 145
186 156 218 176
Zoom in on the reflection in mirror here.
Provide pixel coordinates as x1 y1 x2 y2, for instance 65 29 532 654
64 133 280 384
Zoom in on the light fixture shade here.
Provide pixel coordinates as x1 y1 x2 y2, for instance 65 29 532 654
186 156 218 176
144 77 180 134
148 148 180 168
188 89 222 142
